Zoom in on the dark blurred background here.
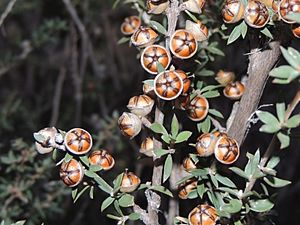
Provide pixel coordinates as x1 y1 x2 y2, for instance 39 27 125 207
0 0 299 224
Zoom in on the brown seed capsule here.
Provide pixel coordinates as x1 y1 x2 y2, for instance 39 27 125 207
196 133 217 157
292 23 300 38
154 70 184 100
88 150 115 171
120 16 141 35
183 156 197 171
140 137 154 157
215 70 235 86
272 0 280 12
214 136 240 164
64 128 93 155
143 82 156 98
34 127 58 154
279 0 300 24
127 95 155 117
170 29 198 59
187 95 209 121
185 20 209 42
184 0 206 14
120 170 141 193
244 0 270 28
147 0 169 14
223 81 245 100
131 26 158 48
141 45 171 74
175 70 191 94
118 112 142 139
258 0 274 7
188 204 219 225
59 159 84 187
222 0 245 23
178 179 198 199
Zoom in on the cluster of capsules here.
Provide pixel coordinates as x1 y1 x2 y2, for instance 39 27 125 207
34 127 141 193
222 0 300 38
178 131 240 197
119 1 212 141
215 70 245 100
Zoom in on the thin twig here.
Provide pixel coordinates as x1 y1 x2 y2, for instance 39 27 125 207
0 0 18 27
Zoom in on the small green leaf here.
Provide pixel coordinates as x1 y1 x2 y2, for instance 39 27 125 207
199 116 211 133
208 109 224 118
114 200 124 216
72 188 78 200
260 124 281 133
280 46 300 69
229 167 249 179
149 20 167 35
215 174 236 188
263 176 291 188
161 134 171 144
286 12 300 23
267 156 280 169
197 69 215 76
197 183 206 199
89 186 94 199
210 174 219 188
171 114 179 138
206 46 225 56
101 196 115 212
277 132 290 149
190 168 209 177
256 110 280 126
276 103 286 123
118 194 134 207
218 187 240 197
202 90 220 98
234 221 243 225
175 131 192 143
249 199 274 212
128 212 140 221
285 114 300 128
261 27 273 39
270 65 299 79
221 199 243 214
150 123 168 135
79 156 90 167
163 154 173 182
117 37 130 45
240 21 248 38
227 22 243 44
64 153 73 163
185 10 198 22
153 148 170 157
150 185 173 197
156 62 165 73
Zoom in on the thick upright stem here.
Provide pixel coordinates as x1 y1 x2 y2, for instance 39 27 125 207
227 41 281 145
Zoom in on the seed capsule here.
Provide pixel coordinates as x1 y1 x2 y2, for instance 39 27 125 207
154 70 184 100
292 23 300 38
127 95 155 117
140 137 154 157
272 0 280 12
258 0 273 7
222 0 245 24
178 179 198 199
141 45 171 74
120 16 141 35
186 95 209 121
184 0 206 14
279 0 300 24
185 20 209 42
244 0 270 28
64 128 93 155
118 112 142 139
170 29 198 59
183 156 197 171
59 159 84 187
88 150 115 171
223 81 245 100
131 26 158 48
188 204 218 225
215 70 235 86
196 133 216 157
34 127 58 154
175 70 191 94
214 136 240 164
147 0 169 14
120 170 141 193
143 82 156 98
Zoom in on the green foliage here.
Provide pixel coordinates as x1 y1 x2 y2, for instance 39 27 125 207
0 139 69 225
